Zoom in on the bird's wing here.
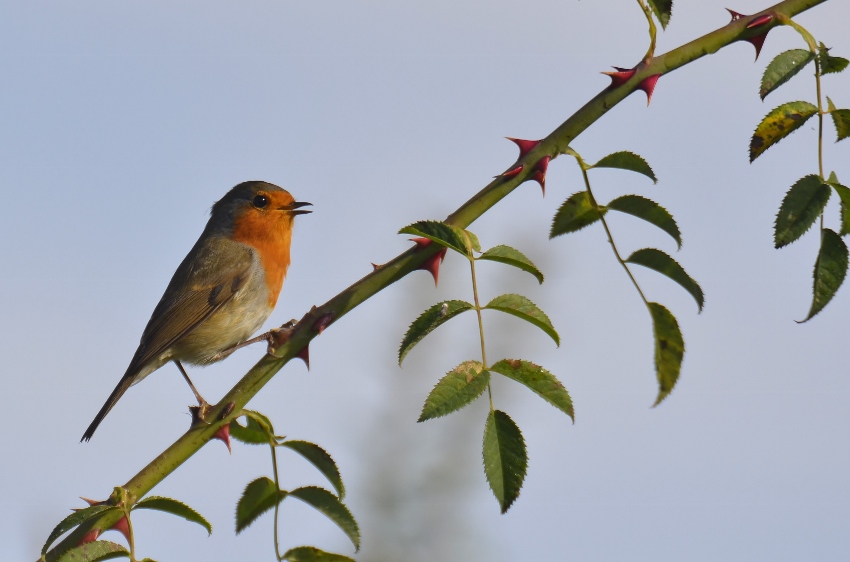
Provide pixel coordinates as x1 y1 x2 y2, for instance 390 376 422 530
127 237 256 373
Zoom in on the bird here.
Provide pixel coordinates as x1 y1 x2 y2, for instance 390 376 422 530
81 181 311 441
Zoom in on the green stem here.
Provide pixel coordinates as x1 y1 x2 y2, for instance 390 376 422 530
41 0 830 558
579 163 651 308
469 258 493 410
637 0 658 62
271 444 283 561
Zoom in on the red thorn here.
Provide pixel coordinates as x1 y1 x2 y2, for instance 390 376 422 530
312 313 334 334
602 66 637 89
745 32 769 60
107 516 131 544
411 237 447 285
747 14 773 28
506 137 541 159
411 237 431 249
78 528 101 546
296 344 310 370
213 424 231 454
530 156 550 196
371 262 383 271
501 165 523 179
727 9 745 22
637 74 661 105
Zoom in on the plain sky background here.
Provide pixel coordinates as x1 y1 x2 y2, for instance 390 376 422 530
3 1 850 560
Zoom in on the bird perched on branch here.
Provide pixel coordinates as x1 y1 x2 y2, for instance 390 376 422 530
81 181 311 441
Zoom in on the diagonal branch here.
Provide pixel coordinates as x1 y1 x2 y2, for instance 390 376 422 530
42 0 827 558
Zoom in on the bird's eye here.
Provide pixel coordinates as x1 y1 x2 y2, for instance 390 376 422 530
252 194 269 208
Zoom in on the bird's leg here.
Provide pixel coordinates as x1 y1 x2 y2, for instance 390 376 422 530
174 360 211 423
208 320 299 361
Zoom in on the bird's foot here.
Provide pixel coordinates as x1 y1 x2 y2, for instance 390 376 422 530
189 399 213 426
267 319 298 357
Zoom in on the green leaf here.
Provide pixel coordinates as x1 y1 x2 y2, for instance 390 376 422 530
606 194 681 249
774 175 831 248
229 411 275 445
132 496 212 535
827 97 850 142
235 477 284 534
648 302 685 406
55 541 129 562
477 245 544 284
398 300 474 365
825 173 850 236
282 546 356 562
760 49 814 99
800 228 848 322
399 220 476 257
646 0 672 29
418 361 490 422
288 487 361 551
489 359 573 421
819 43 849 75
280 440 346 499
750 101 818 162
484 294 560 346
42 505 119 555
590 151 657 183
482 410 527 514
550 191 605 238
626 248 704 312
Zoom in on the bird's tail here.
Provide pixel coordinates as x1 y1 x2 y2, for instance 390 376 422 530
81 375 135 442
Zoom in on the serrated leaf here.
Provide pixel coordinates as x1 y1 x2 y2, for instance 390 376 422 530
550 192 605 238
489 359 573 421
398 300 474 365
280 441 346 499
591 151 657 183
282 546 356 562
774 175 831 248
235 477 284 534
606 194 681 248
819 43 849 75
760 49 814 99
418 361 489 422
288 487 360 551
826 173 850 236
750 101 818 161
484 294 560 346
648 302 684 406
132 496 211 535
626 248 704 312
482 410 527 514
229 411 275 445
55 541 129 562
827 97 850 142
477 245 544 284
399 220 475 257
43 505 118 555
800 228 848 322
647 0 672 29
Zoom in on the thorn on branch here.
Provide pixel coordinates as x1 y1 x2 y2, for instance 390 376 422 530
603 66 637 89
638 74 661 105
506 137 541 159
530 156 550 195
213 424 232 454
411 237 447 286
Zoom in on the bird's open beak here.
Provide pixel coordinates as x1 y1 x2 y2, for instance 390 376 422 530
285 201 313 215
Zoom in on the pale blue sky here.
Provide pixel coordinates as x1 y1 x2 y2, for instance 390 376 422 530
3 1 850 560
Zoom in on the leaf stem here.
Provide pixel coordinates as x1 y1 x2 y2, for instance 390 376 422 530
470 258 494 410
271 443 283 561
637 0 658 63
579 160 651 308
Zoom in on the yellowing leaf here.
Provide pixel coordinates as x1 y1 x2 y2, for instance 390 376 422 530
750 101 818 162
648 302 684 406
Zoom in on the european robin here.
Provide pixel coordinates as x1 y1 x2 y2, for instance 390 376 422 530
81 181 311 441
